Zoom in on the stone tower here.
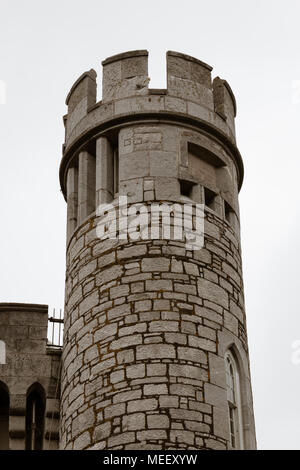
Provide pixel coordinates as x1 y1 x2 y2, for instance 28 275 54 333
59 50 256 450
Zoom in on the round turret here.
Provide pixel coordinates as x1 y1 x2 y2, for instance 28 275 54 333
59 50 256 450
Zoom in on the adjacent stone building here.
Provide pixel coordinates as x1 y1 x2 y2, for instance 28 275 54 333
0 303 60 450
0 50 256 450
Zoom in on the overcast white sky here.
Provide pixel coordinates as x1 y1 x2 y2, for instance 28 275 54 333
0 0 299 450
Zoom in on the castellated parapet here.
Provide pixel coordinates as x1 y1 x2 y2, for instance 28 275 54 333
60 51 256 450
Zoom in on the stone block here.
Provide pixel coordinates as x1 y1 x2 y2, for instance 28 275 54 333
94 323 118 342
72 408 94 436
123 412 145 431
127 398 158 413
149 321 179 333
197 278 228 309
104 403 126 420
110 369 125 384
165 333 187 345
205 438 226 450
159 395 179 408
146 364 166 376
170 430 195 446
134 300 152 312
79 291 99 315
141 257 170 272
108 431 136 448
120 151 150 181
96 265 123 286
188 335 216 353
177 347 206 364
136 344 176 360
113 389 142 403
169 364 206 381
154 177 180 201
117 349 134 365
110 334 143 351
126 364 146 379
110 284 129 299
143 384 168 395
147 414 170 429
119 178 144 203
149 151 178 177
137 430 167 441
73 430 91 450
170 384 195 397
117 245 147 260
145 280 172 292
204 382 226 409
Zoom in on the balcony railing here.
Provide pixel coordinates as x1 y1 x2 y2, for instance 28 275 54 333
47 308 64 349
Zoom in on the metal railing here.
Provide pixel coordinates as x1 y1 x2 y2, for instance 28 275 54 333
47 308 64 348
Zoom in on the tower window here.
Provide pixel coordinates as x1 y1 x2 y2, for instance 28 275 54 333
0 381 9 450
225 351 244 449
204 187 217 211
113 145 119 196
180 179 195 198
25 384 45 450
224 200 235 224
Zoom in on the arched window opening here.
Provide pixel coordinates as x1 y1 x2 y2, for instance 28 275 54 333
25 384 45 450
225 350 244 449
0 381 9 450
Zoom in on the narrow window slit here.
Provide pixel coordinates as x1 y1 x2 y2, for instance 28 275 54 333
204 187 217 211
180 179 195 199
25 384 45 450
0 381 9 450
224 200 235 224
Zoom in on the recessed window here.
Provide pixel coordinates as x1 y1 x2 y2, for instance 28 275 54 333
225 351 244 449
0 381 9 450
224 200 235 224
180 179 195 199
204 187 217 211
106 135 119 199
25 384 45 450
113 145 119 196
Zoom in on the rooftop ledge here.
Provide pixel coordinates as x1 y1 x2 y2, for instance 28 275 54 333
0 302 48 313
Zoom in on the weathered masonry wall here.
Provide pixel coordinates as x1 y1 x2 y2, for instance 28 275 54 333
60 50 256 450
0 304 61 450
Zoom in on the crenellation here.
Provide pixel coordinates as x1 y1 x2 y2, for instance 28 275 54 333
65 69 97 140
167 51 214 110
213 77 236 137
102 50 149 103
